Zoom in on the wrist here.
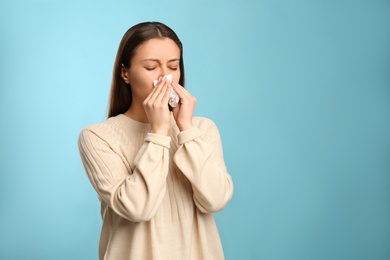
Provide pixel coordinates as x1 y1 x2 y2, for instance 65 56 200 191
150 125 169 135
178 123 193 132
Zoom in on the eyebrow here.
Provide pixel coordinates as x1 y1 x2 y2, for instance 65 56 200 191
142 58 180 64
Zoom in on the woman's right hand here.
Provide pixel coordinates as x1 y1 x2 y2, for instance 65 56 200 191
142 78 172 135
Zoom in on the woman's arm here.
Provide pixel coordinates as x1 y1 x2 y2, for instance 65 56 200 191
173 119 233 213
78 129 170 222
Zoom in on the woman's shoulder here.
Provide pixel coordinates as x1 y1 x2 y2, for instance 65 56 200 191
80 115 120 134
192 116 219 132
79 114 148 143
193 116 216 126
79 117 118 145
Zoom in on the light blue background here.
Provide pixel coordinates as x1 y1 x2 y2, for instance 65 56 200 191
1 0 389 259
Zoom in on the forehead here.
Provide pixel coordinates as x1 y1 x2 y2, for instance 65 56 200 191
133 38 180 60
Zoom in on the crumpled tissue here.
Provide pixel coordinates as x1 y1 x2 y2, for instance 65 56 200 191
153 74 180 107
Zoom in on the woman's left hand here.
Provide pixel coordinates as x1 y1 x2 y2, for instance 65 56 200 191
171 81 196 131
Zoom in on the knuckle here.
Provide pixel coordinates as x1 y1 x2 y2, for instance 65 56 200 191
143 101 153 109
152 102 163 109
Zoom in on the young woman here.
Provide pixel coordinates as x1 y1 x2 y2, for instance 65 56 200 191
78 21 233 260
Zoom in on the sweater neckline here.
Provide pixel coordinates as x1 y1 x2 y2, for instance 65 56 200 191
117 114 151 132
117 113 177 132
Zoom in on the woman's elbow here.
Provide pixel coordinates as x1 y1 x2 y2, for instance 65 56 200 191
194 192 233 213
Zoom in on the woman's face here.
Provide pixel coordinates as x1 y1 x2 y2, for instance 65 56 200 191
124 37 181 103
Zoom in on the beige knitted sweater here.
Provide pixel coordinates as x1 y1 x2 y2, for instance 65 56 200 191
78 114 233 260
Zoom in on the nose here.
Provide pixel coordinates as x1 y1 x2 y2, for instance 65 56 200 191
160 65 168 77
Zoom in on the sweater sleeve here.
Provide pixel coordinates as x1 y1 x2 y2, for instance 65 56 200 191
173 119 233 213
78 128 170 222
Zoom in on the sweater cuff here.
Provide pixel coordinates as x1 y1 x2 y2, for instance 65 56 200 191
177 127 203 145
145 133 171 148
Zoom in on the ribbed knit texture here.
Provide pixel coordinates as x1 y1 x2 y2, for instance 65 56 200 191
78 114 233 260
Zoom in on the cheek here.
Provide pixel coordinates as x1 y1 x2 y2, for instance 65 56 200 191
129 70 154 88
128 73 155 99
173 71 181 83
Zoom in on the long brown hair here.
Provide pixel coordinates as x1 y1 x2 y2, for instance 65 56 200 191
107 22 185 118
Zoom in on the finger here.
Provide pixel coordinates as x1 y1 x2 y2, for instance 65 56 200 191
162 85 172 104
171 81 196 104
147 79 169 103
144 78 164 102
171 81 190 99
155 80 171 103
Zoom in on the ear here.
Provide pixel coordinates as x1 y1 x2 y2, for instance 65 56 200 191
121 64 130 84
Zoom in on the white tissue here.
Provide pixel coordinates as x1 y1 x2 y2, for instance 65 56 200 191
153 74 180 107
